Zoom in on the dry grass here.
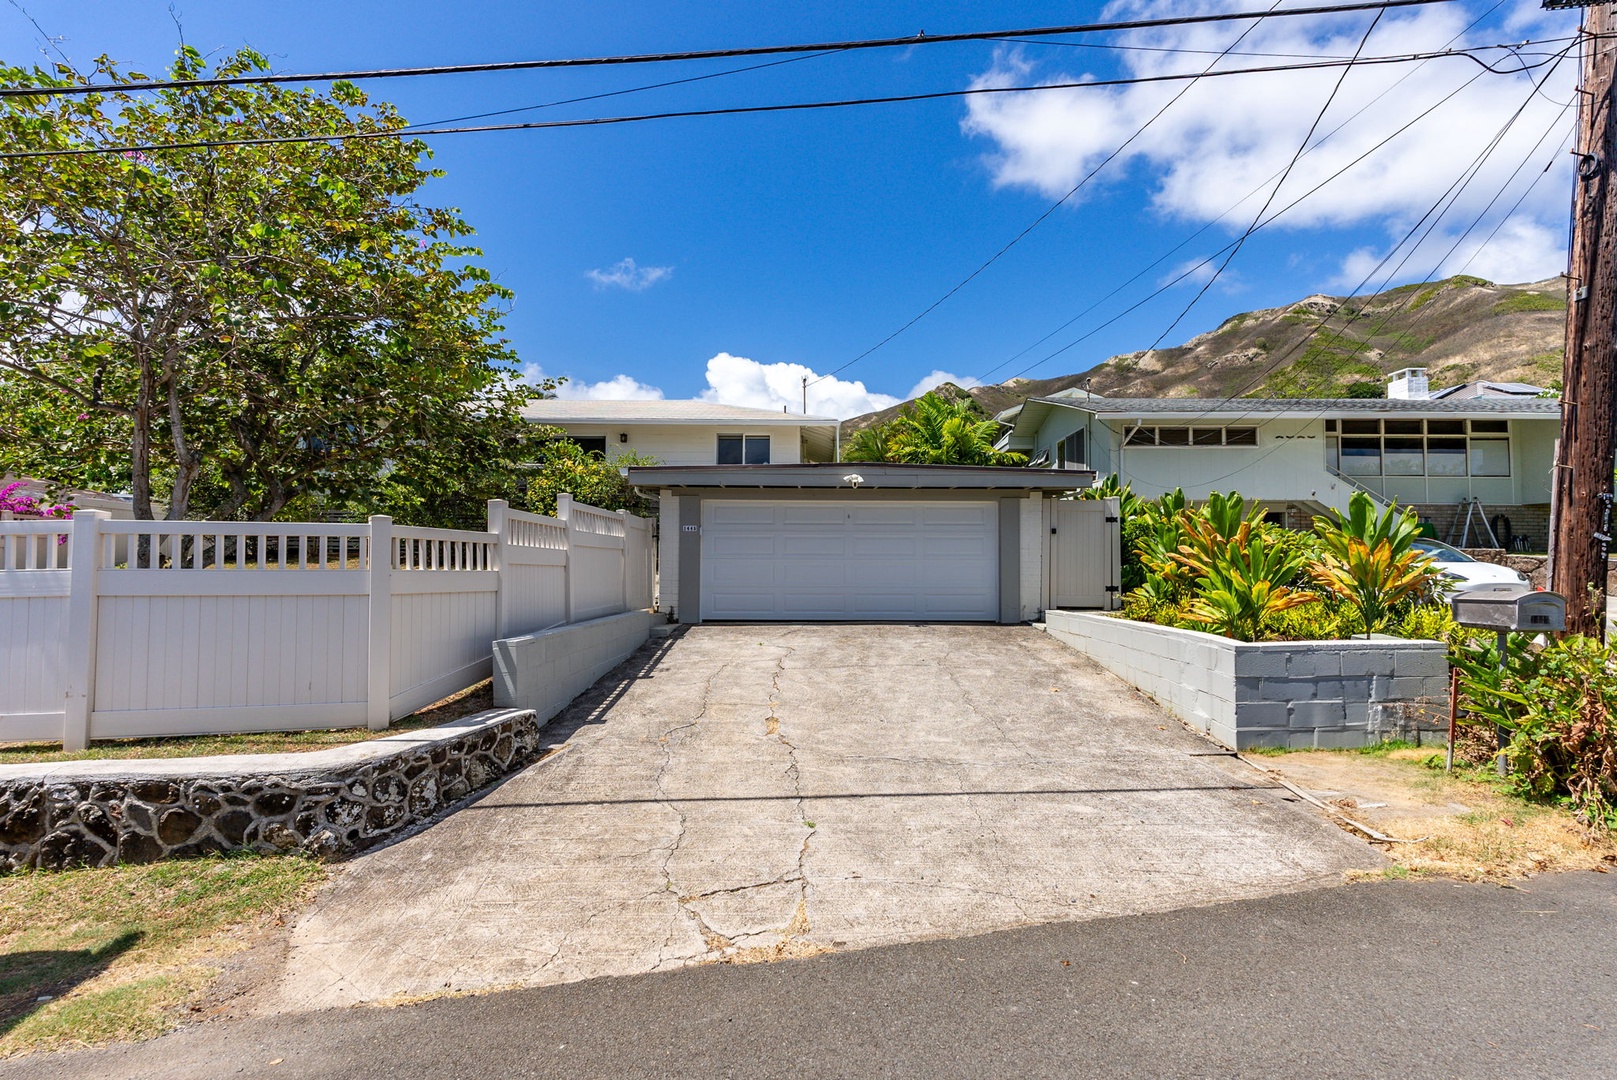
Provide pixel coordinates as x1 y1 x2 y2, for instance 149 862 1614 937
1259 745 1617 881
0 854 324 1057
713 900 831 966
0 681 495 765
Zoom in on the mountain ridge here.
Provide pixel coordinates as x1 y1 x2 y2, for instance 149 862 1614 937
843 275 1565 434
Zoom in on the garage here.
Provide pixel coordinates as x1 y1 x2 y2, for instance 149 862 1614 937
629 462 1115 626
700 499 999 621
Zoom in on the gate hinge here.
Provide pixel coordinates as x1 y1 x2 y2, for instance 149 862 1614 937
1105 516 1120 523
1050 527 1057 534
1105 585 1120 593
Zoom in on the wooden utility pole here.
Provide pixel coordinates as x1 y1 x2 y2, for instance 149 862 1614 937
1551 4 1617 638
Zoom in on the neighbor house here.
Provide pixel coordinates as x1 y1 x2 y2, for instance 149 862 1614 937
994 368 1559 551
519 400 842 465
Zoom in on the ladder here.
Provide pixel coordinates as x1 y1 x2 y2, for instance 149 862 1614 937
1448 498 1499 548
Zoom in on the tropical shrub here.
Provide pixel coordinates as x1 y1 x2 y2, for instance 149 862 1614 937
1453 634 1617 831
1309 492 1439 635
843 392 1027 466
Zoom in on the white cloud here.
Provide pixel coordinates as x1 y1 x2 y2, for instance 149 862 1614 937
698 352 902 419
906 370 984 398
520 364 666 400
961 1 1578 286
585 257 674 292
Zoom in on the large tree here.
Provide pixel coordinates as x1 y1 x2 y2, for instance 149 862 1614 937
0 47 539 522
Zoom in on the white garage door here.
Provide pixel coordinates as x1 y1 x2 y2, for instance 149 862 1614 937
700 500 999 621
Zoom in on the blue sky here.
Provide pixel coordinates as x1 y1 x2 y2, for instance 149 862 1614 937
1 1 1581 416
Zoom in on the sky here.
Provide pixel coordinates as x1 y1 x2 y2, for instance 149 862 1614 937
0 0 1583 417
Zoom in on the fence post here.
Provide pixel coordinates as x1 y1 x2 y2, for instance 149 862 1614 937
366 514 393 731
616 510 630 614
556 493 575 625
487 498 509 640
62 510 108 751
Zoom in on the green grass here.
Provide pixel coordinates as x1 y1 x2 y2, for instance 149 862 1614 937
0 681 494 765
0 854 324 1055
1491 292 1565 315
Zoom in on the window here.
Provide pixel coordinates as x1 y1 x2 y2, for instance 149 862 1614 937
1323 417 1511 477
717 434 770 465
1469 438 1510 476
1123 425 1258 447
1057 430 1086 469
1383 436 1425 476
1340 437 1382 476
549 435 607 458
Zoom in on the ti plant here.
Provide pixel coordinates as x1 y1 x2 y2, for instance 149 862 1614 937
1308 492 1438 636
1168 495 1317 641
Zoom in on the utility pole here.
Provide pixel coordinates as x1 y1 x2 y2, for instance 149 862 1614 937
1550 2 1617 639
802 375 808 415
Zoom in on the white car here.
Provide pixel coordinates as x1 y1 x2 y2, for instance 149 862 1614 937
1412 538 1531 594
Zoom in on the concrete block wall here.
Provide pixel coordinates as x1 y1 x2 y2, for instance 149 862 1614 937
1042 610 1448 750
493 609 656 722
1020 494 1044 622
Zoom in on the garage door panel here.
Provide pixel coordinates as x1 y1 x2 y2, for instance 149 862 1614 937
707 534 781 558
849 535 918 558
922 504 996 527
783 505 849 525
848 505 923 527
782 535 849 558
701 499 998 622
707 503 779 526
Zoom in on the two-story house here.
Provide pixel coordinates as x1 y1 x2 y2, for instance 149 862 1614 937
994 369 1560 551
520 400 842 465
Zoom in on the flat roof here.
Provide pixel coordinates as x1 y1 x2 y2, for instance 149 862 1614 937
520 399 840 427
627 462 1095 491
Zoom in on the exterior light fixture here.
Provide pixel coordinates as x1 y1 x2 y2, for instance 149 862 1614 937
843 473 864 488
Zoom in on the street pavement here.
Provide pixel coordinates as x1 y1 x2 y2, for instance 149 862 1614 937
13 871 1615 1079
269 624 1375 1009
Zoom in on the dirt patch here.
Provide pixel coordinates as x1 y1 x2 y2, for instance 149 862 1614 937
1253 748 1617 881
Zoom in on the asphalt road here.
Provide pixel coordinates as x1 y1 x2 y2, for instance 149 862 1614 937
15 871 1616 1080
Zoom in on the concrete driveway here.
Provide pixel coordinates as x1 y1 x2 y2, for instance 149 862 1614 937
275 624 1378 1009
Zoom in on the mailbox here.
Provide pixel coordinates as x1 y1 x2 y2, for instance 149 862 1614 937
1449 584 1567 633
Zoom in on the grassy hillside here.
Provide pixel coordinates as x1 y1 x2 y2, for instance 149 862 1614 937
843 275 1565 433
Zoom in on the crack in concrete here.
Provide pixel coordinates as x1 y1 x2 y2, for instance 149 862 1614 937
765 640 818 953
653 663 726 958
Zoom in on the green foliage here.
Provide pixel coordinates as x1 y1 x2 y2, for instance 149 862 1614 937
522 441 658 518
1309 492 1439 634
842 392 1026 466
1343 381 1385 399
1396 603 1457 642
1261 595 1364 641
0 47 536 523
1180 532 1318 642
1452 635 1617 831
1490 292 1565 315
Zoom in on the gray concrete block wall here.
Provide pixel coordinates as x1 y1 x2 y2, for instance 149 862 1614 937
493 610 657 722
1042 611 1448 750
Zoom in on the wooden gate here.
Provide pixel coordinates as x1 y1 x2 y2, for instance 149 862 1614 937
1047 498 1121 610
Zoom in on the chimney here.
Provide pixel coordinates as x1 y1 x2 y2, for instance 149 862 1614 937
1387 367 1429 400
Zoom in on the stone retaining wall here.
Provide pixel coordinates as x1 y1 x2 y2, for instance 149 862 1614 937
1042 611 1448 750
0 708 540 871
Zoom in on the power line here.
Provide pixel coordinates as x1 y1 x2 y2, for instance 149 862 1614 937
0 44 1539 161
0 0 1461 100
803 0 1292 389
993 53 1565 385
1142 8 1389 354
971 0 1514 387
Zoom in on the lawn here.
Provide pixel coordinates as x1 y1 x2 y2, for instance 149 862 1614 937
0 681 494 766
0 853 324 1057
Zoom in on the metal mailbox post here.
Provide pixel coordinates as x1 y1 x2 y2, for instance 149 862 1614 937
1449 584 1567 773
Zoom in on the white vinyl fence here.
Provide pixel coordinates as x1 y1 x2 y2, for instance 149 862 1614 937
0 497 654 749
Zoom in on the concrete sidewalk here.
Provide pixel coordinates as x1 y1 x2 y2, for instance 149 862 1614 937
271 624 1379 1009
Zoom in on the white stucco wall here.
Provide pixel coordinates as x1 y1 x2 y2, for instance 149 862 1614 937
1026 409 1556 510
541 423 806 466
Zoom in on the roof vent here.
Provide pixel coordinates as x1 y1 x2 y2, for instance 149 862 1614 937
1387 368 1430 400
